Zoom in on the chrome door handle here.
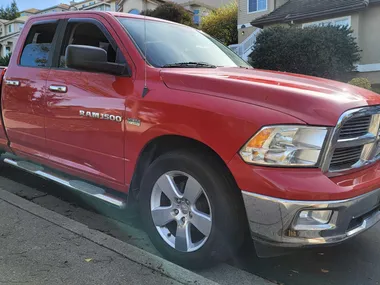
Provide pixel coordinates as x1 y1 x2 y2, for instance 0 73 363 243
5 80 20 86
49 85 67 93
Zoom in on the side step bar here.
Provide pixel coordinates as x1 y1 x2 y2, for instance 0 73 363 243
3 158 126 209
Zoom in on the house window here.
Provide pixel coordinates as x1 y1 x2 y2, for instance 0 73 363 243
248 0 267 13
129 9 140 14
302 16 351 28
8 25 12 33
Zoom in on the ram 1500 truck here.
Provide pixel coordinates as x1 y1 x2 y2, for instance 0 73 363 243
1 11 380 269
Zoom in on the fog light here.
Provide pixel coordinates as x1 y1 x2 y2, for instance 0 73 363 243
298 210 333 225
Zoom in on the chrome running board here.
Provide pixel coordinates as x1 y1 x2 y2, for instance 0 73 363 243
3 158 126 209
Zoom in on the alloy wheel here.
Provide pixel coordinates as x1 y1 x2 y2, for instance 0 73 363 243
150 171 212 252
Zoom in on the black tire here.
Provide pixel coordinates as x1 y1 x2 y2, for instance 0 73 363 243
139 149 245 269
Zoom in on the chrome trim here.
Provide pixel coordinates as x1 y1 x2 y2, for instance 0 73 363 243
49 85 67 93
5 80 20 86
336 133 376 148
321 105 380 174
3 158 126 208
242 190 380 247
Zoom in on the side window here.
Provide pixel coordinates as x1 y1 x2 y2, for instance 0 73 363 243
20 23 58 67
59 22 124 68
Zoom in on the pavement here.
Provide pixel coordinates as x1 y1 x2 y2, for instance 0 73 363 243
0 189 217 285
2 161 380 285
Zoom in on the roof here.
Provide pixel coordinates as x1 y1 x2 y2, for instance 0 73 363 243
251 0 380 27
2 16 29 25
0 32 21 42
179 0 217 10
37 3 71 13
20 8 40 14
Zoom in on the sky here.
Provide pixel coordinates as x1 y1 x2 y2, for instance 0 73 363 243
0 0 71 11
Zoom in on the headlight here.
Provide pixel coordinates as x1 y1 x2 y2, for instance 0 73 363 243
239 125 329 166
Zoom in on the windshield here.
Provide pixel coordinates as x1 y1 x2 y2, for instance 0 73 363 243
118 17 251 68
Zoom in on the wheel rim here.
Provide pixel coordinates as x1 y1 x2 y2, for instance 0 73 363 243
150 171 212 252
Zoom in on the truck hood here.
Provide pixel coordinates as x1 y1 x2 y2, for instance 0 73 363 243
160 67 380 126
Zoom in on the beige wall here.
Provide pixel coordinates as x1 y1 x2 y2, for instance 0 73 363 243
238 25 257 43
358 5 380 65
121 0 159 13
238 0 275 26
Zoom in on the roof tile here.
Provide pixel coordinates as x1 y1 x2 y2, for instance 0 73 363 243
251 0 379 27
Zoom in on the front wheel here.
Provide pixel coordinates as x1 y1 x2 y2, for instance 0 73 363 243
139 150 245 269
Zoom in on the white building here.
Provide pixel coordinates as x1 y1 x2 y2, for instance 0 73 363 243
0 1 117 58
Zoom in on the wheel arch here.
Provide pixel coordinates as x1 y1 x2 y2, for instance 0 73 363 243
128 134 240 202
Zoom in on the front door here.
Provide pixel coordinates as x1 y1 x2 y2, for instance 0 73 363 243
45 16 132 189
2 19 60 160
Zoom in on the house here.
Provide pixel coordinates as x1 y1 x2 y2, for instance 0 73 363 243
70 0 117 11
0 16 28 58
117 0 166 14
174 0 231 24
117 0 230 25
232 0 380 85
0 1 118 58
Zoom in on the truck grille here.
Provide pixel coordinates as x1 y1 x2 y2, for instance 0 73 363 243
338 115 371 139
323 106 380 173
330 145 363 171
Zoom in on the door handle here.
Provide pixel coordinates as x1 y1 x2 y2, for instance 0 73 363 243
5 80 20 86
49 85 67 93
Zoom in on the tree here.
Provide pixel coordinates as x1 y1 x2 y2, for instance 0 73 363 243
249 25 361 80
141 2 193 26
200 2 238 46
0 0 20 20
0 53 11 66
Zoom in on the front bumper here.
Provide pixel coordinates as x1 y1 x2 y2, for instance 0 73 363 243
242 189 380 247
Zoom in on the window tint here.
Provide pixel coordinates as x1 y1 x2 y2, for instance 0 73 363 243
59 22 122 68
20 23 58 67
119 18 250 68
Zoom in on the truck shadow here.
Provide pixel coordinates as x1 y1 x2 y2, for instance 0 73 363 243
0 162 378 285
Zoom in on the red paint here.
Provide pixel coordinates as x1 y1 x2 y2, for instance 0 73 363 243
228 154 380 201
0 11 380 201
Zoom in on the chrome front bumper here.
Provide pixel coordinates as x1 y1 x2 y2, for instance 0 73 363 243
242 189 380 247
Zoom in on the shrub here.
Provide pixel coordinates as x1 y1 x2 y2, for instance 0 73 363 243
348 78 372 90
200 2 238 46
0 53 11 66
249 25 361 80
141 2 193 26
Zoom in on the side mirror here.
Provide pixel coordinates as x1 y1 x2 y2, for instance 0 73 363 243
65 45 131 76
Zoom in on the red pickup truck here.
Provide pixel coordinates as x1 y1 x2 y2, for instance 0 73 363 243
1 11 380 268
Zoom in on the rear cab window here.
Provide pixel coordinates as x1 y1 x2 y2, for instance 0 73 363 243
20 22 58 68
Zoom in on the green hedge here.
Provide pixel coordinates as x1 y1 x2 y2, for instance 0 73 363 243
249 25 361 80
0 54 11 66
200 2 238 46
348 78 372 90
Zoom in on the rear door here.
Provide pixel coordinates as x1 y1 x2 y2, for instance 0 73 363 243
2 19 61 160
45 16 132 189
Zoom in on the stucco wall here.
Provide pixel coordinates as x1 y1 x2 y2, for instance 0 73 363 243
238 0 275 26
121 0 159 13
238 25 257 43
358 5 380 65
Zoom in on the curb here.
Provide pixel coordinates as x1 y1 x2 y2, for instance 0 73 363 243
0 188 218 285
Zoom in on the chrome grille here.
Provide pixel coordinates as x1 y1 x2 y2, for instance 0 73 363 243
338 115 371 139
330 145 363 171
321 106 380 174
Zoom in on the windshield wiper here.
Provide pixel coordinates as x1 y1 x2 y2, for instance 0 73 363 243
162 62 217 68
